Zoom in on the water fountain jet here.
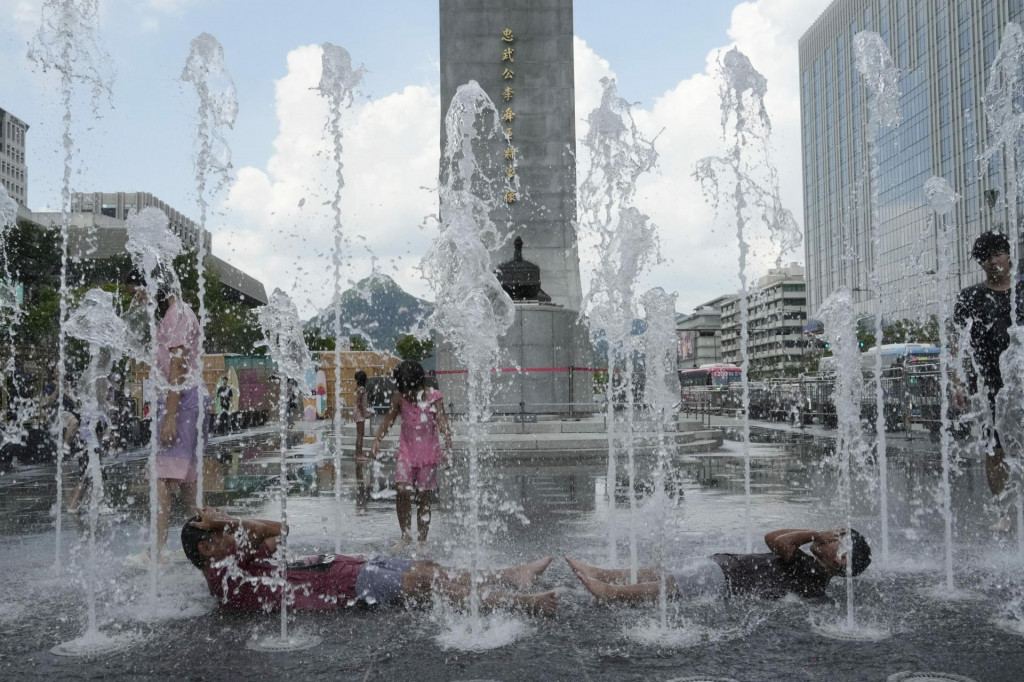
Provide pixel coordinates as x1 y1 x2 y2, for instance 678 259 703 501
423 81 516 639
27 0 113 572
694 47 800 554
853 31 901 565
579 77 659 576
181 32 238 510
51 289 137 657
317 42 364 556
247 288 321 652
812 287 889 641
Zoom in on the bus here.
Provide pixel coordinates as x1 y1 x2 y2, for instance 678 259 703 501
678 364 743 414
818 343 939 375
678 363 743 388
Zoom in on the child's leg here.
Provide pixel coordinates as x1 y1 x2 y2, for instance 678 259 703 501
427 557 553 589
576 574 670 604
414 464 439 542
416 491 432 542
354 421 365 461
396 484 413 538
400 567 557 615
565 557 661 584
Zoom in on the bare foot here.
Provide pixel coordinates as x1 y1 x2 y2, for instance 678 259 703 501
519 590 559 616
577 575 613 602
508 556 553 589
565 556 598 580
389 535 412 554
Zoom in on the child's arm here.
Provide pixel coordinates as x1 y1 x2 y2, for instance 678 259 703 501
191 506 283 546
434 396 453 455
371 392 402 457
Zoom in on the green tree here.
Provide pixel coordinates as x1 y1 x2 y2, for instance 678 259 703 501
173 249 264 355
857 316 940 350
349 335 368 352
304 329 335 351
395 334 434 362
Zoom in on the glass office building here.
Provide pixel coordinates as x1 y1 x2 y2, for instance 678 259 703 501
800 0 1024 319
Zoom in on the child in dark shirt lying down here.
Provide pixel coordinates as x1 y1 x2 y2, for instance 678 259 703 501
567 528 871 602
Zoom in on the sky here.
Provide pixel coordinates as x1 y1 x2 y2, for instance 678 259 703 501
0 0 832 317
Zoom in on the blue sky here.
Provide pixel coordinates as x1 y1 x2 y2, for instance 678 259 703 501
1 0 824 315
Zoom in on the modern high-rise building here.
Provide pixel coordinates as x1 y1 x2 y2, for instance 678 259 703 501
0 107 28 206
800 0 1024 320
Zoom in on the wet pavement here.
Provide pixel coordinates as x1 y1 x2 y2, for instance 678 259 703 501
1 419 1022 681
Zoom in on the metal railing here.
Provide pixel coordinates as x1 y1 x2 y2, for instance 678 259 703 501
679 364 949 432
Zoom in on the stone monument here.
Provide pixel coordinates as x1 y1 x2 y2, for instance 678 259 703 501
437 0 593 415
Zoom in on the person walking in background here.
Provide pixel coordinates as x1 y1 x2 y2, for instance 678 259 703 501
372 361 452 552
953 231 1024 532
215 376 233 435
352 370 372 496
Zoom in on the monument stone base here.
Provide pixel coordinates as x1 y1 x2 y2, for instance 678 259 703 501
435 302 596 416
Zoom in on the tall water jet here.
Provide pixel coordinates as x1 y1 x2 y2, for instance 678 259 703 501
51 289 136 656
579 77 659 575
181 32 238 508
814 288 887 640
423 81 516 632
984 23 1024 555
0 187 25 452
925 176 960 592
316 42 364 555
27 0 113 570
249 288 320 652
640 287 680 631
694 48 799 553
853 31 901 565
125 207 184 606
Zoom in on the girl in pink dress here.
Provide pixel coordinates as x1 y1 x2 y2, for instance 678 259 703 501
372 361 451 549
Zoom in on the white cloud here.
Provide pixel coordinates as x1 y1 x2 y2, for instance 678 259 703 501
220 44 440 317
573 0 830 315
220 0 827 319
146 0 202 11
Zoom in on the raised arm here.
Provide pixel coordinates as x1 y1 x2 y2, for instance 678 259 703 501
764 529 829 563
371 391 402 456
191 506 282 548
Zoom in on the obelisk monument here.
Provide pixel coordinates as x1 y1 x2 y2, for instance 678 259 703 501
437 0 592 414
440 0 581 309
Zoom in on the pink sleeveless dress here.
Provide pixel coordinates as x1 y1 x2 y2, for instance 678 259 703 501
397 388 444 467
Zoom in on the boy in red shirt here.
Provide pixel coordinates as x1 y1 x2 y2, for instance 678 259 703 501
182 507 556 614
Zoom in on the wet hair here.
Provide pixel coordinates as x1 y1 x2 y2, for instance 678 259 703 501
125 265 174 318
181 515 215 570
971 231 1011 263
847 528 871 577
393 360 425 394
126 267 146 287
354 370 367 387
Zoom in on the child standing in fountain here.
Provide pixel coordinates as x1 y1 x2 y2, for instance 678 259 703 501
372 361 451 552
